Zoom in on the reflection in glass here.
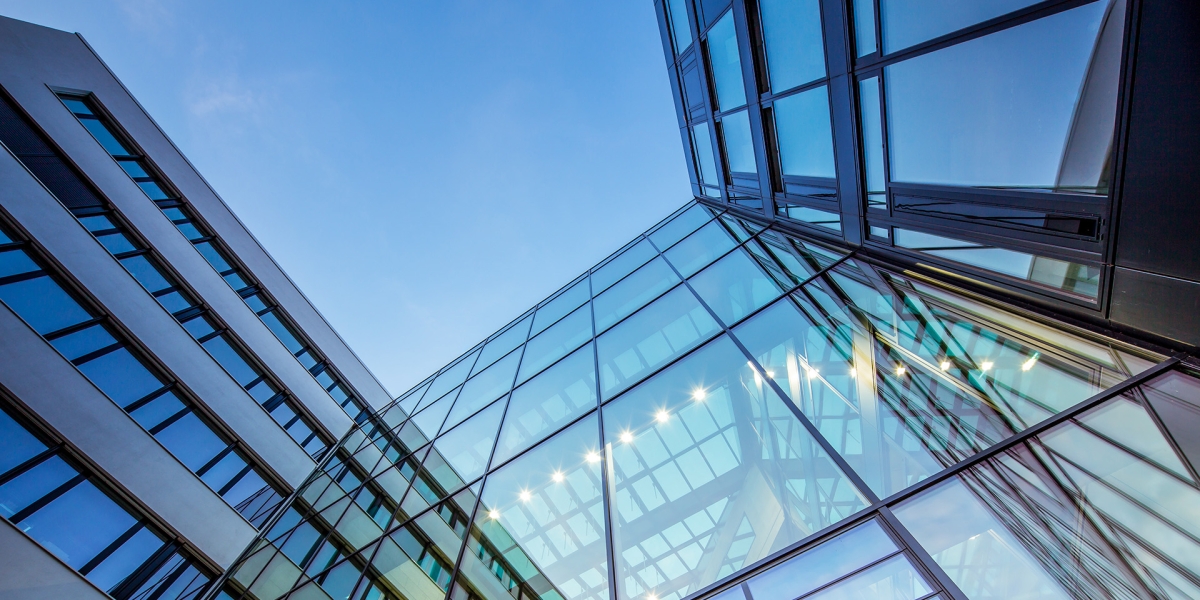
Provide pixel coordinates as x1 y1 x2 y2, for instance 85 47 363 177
688 248 786 327
597 285 721 401
458 415 608 600
776 205 842 233
858 77 887 210
721 110 757 174
893 227 1101 298
593 240 658 294
664 219 739 278
707 11 747 111
666 0 693 54
896 378 1200 600
533 278 590 336
650 204 718 251
496 344 598 467
603 335 866 600
427 399 506 495
445 350 522 432
593 258 681 333
476 314 532 375
805 554 932 600
747 520 897 600
692 123 721 190
733 260 1157 499
425 348 482 408
760 0 826 92
853 0 877 56
886 0 1126 194
882 0 1042 53
519 304 593 383
774 86 836 179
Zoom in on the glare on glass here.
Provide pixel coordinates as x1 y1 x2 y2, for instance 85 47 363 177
688 248 786 327
603 335 867 600
881 0 1044 53
732 259 1158 499
774 86 836 179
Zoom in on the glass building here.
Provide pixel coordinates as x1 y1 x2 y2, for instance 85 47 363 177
0 0 1198 599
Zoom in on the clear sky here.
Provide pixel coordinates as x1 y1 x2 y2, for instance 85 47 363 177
0 1 690 396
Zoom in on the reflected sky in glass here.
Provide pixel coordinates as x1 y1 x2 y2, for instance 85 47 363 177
774 86 836 179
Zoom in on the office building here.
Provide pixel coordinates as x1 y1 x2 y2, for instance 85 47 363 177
1 1 1198 599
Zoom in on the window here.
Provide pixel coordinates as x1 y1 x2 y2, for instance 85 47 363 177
706 11 747 111
759 0 826 92
665 0 693 54
720 109 757 174
774 86 836 179
0 403 213 598
691 122 721 195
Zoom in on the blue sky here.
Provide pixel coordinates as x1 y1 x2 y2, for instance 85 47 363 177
0 0 689 395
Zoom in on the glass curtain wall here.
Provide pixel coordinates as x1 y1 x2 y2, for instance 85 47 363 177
213 202 1194 600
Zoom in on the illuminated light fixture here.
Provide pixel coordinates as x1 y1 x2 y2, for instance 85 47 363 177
981 361 993 372
519 490 532 503
655 410 670 423
620 431 634 444
1021 355 1038 371
895 366 906 376
647 594 658 600
586 451 601 463
489 509 501 520
692 388 706 401
940 361 951 371
552 471 565 483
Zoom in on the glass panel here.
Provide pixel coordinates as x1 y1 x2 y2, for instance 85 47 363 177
760 0 826 91
805 554 932 600
885 0 1125 194
744 231 830 287
465 414 608 600
0 248 40 279
688 248 785 327
708 11 747 111
893 227 1101 298
119 254 172 294
664 219 739 278
96 232 138 255
81 118 130 156
518 302 592 381
77 348 165 408
604 335 866 600
731 260 1158 499
0 407 47 475
533 278 590 336
50 323 117 362
60 97 92 115
667 0 694 53
17 479 136 569
882 0 1043 52
692 123 721 188
117 159 149 178
137 181 171 201
495 344 598 467
747 520 897 600
194 241 232 273
775 86 836 179
203 335 261 387
260 310 305 355
650 204 717 251
424 348 482 408
87 526 163 593
0 275 92 335
597 285 721 400
594 258 681 333
427 399 506 493
129 391 186 430
444 349 521 432
777 205 842 232
721 110 757 174
593 239 658 294
858 77 887 210
412 389 458 440
476 314 533 375
155 412 227 472
0 455 77 518
853 0 878 56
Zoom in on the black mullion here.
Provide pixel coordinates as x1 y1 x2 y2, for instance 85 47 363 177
70 340 130 367
110 542 187 600
42 315 107 341
80 521 145 575
876 507 969 600
0 444 61 486
218 464 256 497
196 445 237 477
0 267 50 287
759 74 832 107
645 237 882 504
788 547 907 600
585 267 620 600
1126 384 1200 484
147 405 195 436
9 473 88 523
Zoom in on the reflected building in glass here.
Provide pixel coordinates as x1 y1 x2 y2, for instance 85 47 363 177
1 1 1199 600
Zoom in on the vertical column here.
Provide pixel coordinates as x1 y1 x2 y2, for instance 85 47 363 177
822 0 865 245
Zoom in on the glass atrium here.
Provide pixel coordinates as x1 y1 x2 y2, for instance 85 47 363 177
216 202 1200 600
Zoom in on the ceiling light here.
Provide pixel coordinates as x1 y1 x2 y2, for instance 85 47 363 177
586 451 601 463
489 509 500 520
1021 355 1038 371
620 431 634 444
552 471 564 483
519 490 532 502
692 388 706 401
940 361 951 371
655 410 670 423
981 361 993 372
895 366 906 376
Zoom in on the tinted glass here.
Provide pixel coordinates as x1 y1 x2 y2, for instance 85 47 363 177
747 520 896 600
721 110 757 173
444 349 521 431
882 0 1043 52
593 258 681 332
18 480 135 569
155 412 227 472
475 314 532 374
708 11 747 111
427 399 505 492
593 239 657 294
0 408 47 475
518 303 593 383
495 344 598 466
120 255 172 294
858 77 887 210
853 0 878 56
692 123 720 188
688 248 785 326
424 347 481 405
667 0 693 53
532 278 590 335
885 1 1123 194
663 219 739 277
774 86 836 179
81 119 130 156
77 348 165 407
603 336 865 600
760 0 826 91
650 204 716 251
597 285 720 400
0 275 92 335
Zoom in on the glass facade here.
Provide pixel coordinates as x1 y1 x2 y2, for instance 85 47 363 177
212 202 1196 600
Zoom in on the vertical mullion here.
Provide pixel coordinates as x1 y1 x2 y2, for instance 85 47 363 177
589 264 621 600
